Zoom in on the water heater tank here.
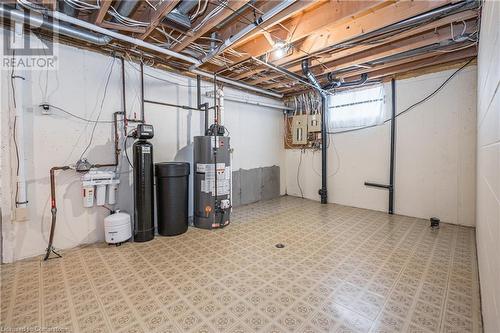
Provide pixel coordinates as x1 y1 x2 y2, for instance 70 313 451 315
193 135 231 229
104 211 132 244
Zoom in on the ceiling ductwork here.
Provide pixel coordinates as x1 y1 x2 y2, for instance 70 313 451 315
114 0 139 18
0 5 112 46
58 1 77 17
163 0 199 31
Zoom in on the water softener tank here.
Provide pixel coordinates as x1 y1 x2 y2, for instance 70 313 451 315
193 135 231 229
133 124 155 242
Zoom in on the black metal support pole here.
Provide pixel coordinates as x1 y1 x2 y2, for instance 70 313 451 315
388 78 396 214
140 62 145 122
320 94 328 204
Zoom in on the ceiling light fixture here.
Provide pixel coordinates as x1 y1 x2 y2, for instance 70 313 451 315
273 40 289 59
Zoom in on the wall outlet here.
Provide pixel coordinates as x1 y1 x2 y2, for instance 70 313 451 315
15 207 30 222
40 103 51 115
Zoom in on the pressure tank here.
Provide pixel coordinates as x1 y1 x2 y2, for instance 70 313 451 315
193 135 231 229
104 211 131 244
133 140 154 242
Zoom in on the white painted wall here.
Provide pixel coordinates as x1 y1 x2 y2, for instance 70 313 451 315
476 2 500 332
286 66 477 226
0 34 286 262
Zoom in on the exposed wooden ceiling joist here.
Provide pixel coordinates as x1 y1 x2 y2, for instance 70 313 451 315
270 0 454 67
232 0 388 61
257 9 478 80
345 47 477 81
139 0 181 40
261 20 476 90
1 0 479 98
276 51 477 95
232 0 466 82
94 0 113 25
171 0 251 52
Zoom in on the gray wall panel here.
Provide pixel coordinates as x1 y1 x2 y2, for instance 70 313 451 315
240 168 262 205
232 166 280 207
231 169 241 207
261 166 280 201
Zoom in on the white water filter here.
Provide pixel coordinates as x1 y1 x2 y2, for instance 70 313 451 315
83 185 94 208
96 184 106 206
107 183 118 205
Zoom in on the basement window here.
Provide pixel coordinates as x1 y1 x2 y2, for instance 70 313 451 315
328 85 385 129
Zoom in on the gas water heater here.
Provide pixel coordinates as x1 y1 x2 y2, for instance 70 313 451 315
194 131 231 229
133 124 155 242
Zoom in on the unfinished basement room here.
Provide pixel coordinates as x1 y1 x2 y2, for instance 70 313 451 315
0 0 499 332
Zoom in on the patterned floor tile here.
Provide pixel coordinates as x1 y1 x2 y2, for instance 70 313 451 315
0 197 482 332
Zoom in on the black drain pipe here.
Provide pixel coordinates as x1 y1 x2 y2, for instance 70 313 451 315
302 60 328 204
364 78 396 214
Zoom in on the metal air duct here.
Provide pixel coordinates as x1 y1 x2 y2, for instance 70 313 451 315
0 5 112 45
115 0 139 17
164 0 199 30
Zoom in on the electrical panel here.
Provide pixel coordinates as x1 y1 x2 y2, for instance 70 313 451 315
308 114 321 133
291 115 308 145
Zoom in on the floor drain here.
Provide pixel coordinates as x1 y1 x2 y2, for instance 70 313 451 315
275 243 285 248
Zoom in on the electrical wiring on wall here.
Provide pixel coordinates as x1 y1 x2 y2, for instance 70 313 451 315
40 104 115 123
79 57 117 160
327 58 474 135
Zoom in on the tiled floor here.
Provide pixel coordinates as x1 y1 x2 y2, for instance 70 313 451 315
1 196 482 332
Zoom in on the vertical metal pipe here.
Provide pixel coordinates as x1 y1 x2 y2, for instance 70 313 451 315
204 103 209 134
140 62 145 122
44 166 70 260
197 74 201 108
302 59 328 204
121 57 127 115
320 94 328 204
213 72 217 124
389 78 396 214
